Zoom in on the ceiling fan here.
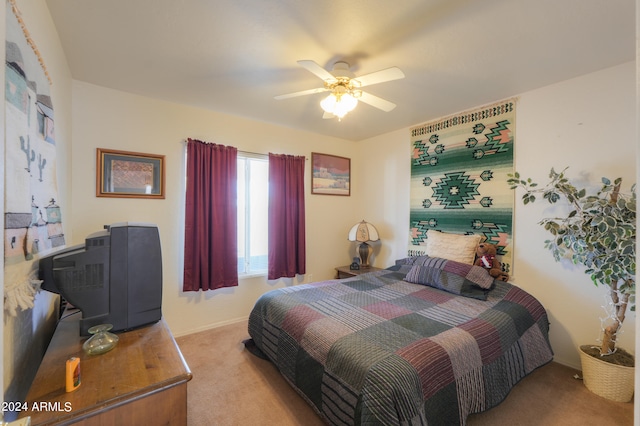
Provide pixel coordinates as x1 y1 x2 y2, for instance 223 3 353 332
275 60 405 120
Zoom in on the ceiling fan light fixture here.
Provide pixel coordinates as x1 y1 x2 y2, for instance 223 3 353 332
320 93 337 113
321 90 358 119
335 92 358 116
276 60 403 120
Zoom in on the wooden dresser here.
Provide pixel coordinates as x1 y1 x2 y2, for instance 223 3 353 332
19 313 192 425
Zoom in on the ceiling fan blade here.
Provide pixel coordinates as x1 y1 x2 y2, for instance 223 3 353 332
274 87 328 100
322 111 335 119
354 67 405 87
297 60 337 82
358 91 397 112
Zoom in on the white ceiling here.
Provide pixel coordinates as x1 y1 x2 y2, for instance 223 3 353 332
45 0 635 141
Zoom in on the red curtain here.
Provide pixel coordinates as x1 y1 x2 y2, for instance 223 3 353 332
183 138 238 291
268 153 306 280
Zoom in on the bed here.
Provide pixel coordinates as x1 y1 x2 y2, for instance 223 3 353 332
248 256 553 425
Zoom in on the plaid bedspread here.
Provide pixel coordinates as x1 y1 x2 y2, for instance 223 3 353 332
248 268 553 425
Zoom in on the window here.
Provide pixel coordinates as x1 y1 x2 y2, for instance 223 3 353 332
237 154 268 275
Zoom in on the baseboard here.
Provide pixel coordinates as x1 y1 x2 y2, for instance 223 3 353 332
171 316 249 338
551 357 581 371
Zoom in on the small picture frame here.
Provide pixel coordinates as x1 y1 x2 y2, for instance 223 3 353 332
311 152 350 196
96 148 165 199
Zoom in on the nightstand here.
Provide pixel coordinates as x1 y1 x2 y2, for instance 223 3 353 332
335 265 384 279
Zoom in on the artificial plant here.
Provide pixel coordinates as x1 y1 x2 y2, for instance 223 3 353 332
508 167 636 356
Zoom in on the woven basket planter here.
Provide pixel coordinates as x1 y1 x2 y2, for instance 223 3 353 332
579 345 635 402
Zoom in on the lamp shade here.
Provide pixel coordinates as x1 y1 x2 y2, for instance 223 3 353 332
320 93 337 113
348 220 379 242
321 91 359 119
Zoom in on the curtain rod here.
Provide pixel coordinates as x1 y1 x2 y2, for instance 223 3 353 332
239 150 268 157
239 150 308 160
182 141 307 160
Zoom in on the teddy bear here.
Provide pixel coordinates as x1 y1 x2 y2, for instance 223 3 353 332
474 242 509 282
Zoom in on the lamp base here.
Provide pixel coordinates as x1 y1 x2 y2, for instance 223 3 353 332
358 242 373 267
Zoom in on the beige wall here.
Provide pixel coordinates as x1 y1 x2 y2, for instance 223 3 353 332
70 80 366 336
360 62 637 369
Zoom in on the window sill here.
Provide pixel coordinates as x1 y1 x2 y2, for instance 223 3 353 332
239 271 267 280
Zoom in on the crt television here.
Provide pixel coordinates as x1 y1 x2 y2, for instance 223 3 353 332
39 222 163 335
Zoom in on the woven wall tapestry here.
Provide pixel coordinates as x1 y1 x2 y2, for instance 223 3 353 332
4 1 65 315
409 98 515 274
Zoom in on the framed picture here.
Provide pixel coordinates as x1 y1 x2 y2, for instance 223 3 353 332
311 152 350 196
96 148 165 199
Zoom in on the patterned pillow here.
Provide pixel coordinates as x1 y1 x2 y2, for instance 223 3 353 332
404 256 494 300
425 230 483 264
394 256 426 266
386 256 423 273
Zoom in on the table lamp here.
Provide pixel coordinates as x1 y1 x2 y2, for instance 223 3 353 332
348 220 379 268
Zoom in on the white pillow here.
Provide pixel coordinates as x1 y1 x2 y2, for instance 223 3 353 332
425 230 482 265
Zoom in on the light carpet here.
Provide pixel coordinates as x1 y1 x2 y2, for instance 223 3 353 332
176 320 633 425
